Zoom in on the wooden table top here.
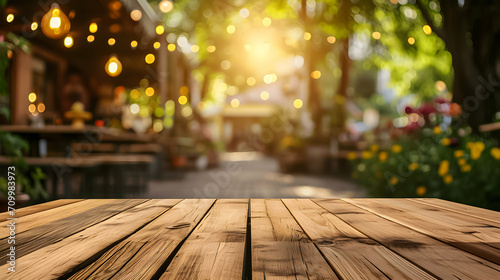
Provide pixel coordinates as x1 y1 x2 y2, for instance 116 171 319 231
1 198 500 279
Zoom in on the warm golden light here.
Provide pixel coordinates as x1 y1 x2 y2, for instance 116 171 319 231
105 55 122 77
156 25 165 35
89 22 98 33
41 4 71 39
231 99 240 108
191 45 200 52
28 104 36 113
180 86 189 96
262 17 271 27
207 45 216 53
145 87 155 96
247 77 256 86
131 40 138 48
293 99 303 109
327 36 336 44
435 80 446 91
311 70 321 79
37 103 46 113
408 37 415 45
372 31 381 40
304 32 311 40
263 75 273 84
168 43 176 51
260 91 269 100
31 22 38 31
130 10 142 21
64 35 74 48
130 89 140 99
154 41 161 49
226 25 235 34
159 0 174 13
423 25 432 35
108 38 116 46
6 14 14 23
28 93 37 102
153 121 163 132
145 54 155 64
178 96 188 105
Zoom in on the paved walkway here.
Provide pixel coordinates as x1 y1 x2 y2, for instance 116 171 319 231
140 152 365 199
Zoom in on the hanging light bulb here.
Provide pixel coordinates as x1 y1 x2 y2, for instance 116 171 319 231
41 3 71 39
105 55 122 77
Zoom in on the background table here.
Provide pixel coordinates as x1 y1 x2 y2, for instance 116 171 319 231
1 198 499 279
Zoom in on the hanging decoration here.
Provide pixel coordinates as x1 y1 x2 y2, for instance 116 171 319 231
41 3 71 39
105 55 122 77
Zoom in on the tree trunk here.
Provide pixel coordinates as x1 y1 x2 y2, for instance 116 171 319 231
332 37 350 135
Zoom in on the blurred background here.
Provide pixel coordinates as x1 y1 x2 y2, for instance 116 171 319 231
1 0 500 210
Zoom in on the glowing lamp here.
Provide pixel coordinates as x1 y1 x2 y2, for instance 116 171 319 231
105 55 122 77
41 3 71 39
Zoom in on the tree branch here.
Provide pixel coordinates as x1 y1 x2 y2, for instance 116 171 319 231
415 0 446 40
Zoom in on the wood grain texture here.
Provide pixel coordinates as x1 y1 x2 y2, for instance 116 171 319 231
0 199 148 263
160 199 248 280
0 199 115 239
282 199 435 280
251 199 339 280
0 199 181 280
0 199 82 221
346 199 500 265
69 199 215 280
411 198 500 224
333 199 500 279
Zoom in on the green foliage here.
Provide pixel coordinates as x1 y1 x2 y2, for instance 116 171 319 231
350 101 500 211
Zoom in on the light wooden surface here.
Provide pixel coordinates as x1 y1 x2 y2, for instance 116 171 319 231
1 199 499 279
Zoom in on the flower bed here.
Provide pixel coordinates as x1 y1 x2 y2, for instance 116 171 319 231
349 99 500 210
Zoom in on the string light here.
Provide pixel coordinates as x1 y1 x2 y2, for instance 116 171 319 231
226 25 235 34
31 22 38 31
89 22 98 33
64 35 74 48
154 41 161 49
145 87 155 96
131 40 138 48
311 70 321 79
145 54 155 64
293 99 303 109
6 14 14 23
178 96 187 105
105 55 122 77
159 0 174 13
28 93 37 102
108 38 116 46
41 3 71 39
87 35 95 42
130 10 142 21
167 43 176 51
156 25 164 35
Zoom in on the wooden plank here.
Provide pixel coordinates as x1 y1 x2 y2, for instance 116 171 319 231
282 199 435 280
69 199 214 280
0 199 115 239
0 199 82 221
347 198 500 265
0 199 148 263
322 199 500 279
251 199 339 280
0 199 181 280
160 199 248 280
411 198 500 224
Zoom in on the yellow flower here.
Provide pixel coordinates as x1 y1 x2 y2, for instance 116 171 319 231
469 142 485 160
433 126 442 134
379 151 388 162
441 138 451 146
347 152 357 160
438 160 449 176
461 164 471 172
361 151 372 159
409 162 419 171
491 147 500 160
392 145 402 153
458 158 467 166
454 150 464 158
444 174 453 184
416 186 426 196
370 144 379 152
390 177 398 185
